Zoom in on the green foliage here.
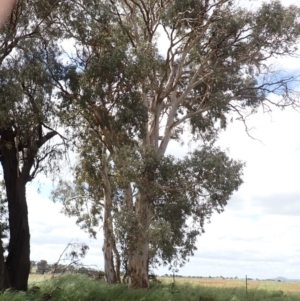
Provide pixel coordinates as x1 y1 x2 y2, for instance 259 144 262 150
36 260 48 274
52 157 104 238
0 27 65 181
54 0 148 147
52 127 112 238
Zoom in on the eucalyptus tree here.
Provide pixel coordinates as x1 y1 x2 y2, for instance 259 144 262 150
52 127 123 283
48 0 150 284
105 0 300 288
0 0 64 290
52 0 300 289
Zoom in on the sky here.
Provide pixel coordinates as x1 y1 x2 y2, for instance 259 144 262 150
170 107 300 279
11 0 300 280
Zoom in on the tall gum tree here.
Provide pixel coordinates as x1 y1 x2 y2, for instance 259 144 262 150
52 0 300 289
105 0 300 288
49 0 149 284
0 0 64 290
52 129 122 283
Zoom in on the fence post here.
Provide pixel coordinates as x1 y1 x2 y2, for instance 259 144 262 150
246 275 248 296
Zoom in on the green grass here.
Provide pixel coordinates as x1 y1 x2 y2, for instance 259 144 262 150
0 274 300 301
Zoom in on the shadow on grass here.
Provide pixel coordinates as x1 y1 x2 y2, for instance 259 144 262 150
0 274 299 301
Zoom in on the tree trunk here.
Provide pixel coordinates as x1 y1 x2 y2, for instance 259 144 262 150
0 238 4 290
0 242 10 290
102 152 118 284
5 184 30 291
102 209 117 284
127 193 149 289
112 243 121 283
0 129 30 291
128 239 149 288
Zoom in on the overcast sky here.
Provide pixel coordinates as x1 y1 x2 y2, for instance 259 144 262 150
23 0 300 280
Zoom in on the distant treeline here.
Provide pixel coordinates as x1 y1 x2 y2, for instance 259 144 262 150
160 275 282 281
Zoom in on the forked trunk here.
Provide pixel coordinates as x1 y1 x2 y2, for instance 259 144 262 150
128 193 149 289
102 152 118 283
102 209 118 283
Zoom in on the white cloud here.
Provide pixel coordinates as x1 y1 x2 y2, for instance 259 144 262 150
237 0 299 10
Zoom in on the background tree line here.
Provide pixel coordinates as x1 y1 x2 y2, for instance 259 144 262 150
1 0 300 291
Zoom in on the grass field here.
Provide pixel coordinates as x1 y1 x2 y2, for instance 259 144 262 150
162 276 300 293
0 274 299 300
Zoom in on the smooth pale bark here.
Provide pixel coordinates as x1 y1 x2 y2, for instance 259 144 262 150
102 204 118 283
128 193 149 289
102 153 119 283
128 239 149 288
102 217 118 283
112 242 121 282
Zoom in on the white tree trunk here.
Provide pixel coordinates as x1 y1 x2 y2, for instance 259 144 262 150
128 193 150 288
102 152 118 283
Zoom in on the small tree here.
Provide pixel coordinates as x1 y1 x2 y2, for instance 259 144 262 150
36 260 48 274
51 241 89 275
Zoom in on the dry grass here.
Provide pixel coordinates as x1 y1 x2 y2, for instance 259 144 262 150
160 276 300 292
28 273 300 297
30 274 300 293
29 273 60 284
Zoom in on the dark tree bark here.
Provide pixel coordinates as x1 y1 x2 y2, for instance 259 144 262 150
5 184 30 291
0 238 4 289
0 239 10 289
0 128 30 291
0 123 59 291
